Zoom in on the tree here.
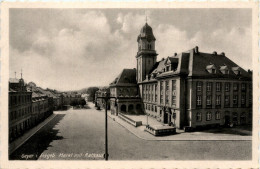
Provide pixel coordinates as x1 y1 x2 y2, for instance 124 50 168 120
80 99 86 106
86 87 99 102
70 100 78 107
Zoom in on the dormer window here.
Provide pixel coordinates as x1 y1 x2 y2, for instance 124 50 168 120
166 66 170 71
232 67 241 75
206 64 216 74
220 65 229 74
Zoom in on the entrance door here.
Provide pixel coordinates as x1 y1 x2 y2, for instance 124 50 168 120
224 115 230 126
163 112 168 124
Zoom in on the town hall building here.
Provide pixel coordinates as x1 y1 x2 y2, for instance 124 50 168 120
109 22 252 129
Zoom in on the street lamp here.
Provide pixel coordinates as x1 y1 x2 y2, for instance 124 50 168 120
97 92 116 161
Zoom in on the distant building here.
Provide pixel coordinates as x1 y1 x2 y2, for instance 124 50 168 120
95 87 110 110
9 77 32 142
27 83 62 110
61 92 83 106
109 22 252 129
31 91 53 126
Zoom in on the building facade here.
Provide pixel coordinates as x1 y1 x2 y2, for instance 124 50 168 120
9 78 54 142
9 78 32 142
31 92 53 126
109 22 252 129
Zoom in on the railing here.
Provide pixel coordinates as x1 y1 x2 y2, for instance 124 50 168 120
145 125 176 136
118 113 142 127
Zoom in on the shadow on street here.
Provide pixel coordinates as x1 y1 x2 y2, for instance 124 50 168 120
195 125 252 136
9 114 66 160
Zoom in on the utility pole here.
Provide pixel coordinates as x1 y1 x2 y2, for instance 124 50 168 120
97 92 116 161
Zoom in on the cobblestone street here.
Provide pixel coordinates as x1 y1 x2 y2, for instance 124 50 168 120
10 105 252 160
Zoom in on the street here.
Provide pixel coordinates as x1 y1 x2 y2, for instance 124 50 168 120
10 104 252 160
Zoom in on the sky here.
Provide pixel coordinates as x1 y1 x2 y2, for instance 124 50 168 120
9 8 252 91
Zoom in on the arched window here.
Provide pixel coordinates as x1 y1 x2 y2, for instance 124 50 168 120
120 105 126 112
206 112 212 121
196 112 202 121
128 104 134 113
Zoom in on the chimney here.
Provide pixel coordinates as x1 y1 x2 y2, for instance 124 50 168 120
213 51 217 55
194 46 199 54
220 52 225 56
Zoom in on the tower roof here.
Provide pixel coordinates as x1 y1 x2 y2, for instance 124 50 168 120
137 23 156 42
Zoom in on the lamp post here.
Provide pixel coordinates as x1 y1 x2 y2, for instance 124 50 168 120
97 92 116 161
146 110 149 125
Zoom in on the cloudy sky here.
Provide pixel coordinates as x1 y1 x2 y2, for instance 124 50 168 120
10 8 252 91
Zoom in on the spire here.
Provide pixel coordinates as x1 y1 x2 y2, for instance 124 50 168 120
21 69 23 79
15 71 16 79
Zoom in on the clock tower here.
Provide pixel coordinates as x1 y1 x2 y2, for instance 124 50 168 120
136 22 158 83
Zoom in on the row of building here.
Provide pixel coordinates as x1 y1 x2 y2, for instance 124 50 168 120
101 22 252 130
9 77 84 142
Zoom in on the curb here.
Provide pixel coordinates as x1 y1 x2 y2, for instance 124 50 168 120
107 114 149 141
10 113 57 154
89 105 252 141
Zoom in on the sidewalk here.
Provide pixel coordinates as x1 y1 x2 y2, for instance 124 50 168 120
90 106 252 141
9 113 57 154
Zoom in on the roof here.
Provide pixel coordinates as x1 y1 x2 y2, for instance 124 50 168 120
110 69 137 87
9 88 17 92
9 78 19 83
137 23 156 42
144 47 251 81
190 51 251 79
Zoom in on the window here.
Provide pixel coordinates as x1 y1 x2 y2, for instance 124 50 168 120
151 105 154 111
206 82 212 92
206 112 212 121
172 80 176 90
206 96 212 105
215 111 221 120
216 95 221 105
216 82 221 92
155 106 157 112
225 83 230 91
196 112 202 121
148 85 151 102
241 83 246 91
172 96 176 106
249 94 252 105
212 69 216 74
165 81 169 104
160 81 164 104
225 96 230 106
249 83 252 90
233 95 238 105
155 84 158 102
240 95 245 105
196 96 202 106
233 83 238 91
197 82 202 92
172 80 177 106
